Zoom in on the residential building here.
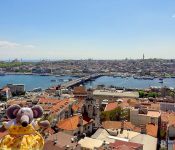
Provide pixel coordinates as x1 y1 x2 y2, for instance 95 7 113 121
57 114 93 136
44 132 80 150
91 128 157 150
0 87 12 100
161 112 175 138
6 84 25 95
160 102 175 112
102 121 158 138
38 97 75 123
130 108 160 126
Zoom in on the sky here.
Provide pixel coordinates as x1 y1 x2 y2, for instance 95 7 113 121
0 0 175 60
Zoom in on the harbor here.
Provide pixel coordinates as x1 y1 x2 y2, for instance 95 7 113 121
0 74 175 91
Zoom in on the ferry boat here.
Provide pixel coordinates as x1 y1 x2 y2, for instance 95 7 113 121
159 80 163 83
142 76 154 80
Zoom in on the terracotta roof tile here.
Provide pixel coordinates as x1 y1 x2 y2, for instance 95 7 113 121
146 123 158 138
73 86 87 95
38 97 59 105
72 101 83 112
102 121 139 132
104 102 118 111
110 140 143 150
57 115 90 131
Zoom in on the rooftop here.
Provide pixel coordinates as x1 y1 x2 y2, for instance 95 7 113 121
161 112 175 126
93 90 139 98
45 132 79 149
78 137 103 149
102 121 140 133
73 86 87 95
57 115 92 131
104 102 118 111
147 111 161 118
110 140 143 150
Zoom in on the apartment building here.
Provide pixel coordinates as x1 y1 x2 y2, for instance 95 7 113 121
130 108 160 126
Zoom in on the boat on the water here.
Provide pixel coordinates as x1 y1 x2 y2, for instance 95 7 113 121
59 79 64 82
0 71 5 76
40 73 50 76
142 76 154 80
51 79 57 82
55 75 61 77
133 76 154 80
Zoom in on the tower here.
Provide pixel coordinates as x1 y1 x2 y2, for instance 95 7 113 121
83 96 100 128
143 53 145 60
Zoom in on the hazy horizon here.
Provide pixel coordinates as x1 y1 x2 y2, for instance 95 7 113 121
0 0 175 60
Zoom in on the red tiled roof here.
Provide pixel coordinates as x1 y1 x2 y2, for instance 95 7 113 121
51 99 70 113
72 101 83 112
57 115 91 131
73 86 87 95
110 140 143 150
38 97 59 105
104 102 118 111
146 123 158 138
38 97 71 114
161 112 175 126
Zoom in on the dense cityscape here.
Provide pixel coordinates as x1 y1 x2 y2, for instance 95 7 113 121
1 0 175 150
1 57 175 78
0 58 175 150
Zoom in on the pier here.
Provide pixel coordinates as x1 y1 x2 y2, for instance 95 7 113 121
61 74 103 88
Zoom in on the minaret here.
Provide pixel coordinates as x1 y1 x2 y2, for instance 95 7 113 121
143 53 145 60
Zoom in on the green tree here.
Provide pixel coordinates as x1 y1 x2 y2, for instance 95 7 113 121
160 129 166 139
139 91 145 98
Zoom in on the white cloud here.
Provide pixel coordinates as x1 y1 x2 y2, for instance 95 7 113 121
25 44 35 48
0 40 20 48
0 40 35 49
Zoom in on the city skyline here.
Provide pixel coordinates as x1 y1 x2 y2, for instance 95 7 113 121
0 0 175 59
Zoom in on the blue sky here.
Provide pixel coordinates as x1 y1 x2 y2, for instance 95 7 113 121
0 0 175 60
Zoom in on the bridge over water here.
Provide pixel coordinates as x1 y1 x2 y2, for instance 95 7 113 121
61 74 103 88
